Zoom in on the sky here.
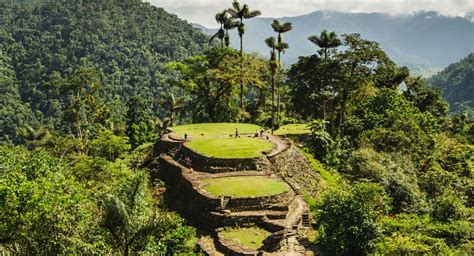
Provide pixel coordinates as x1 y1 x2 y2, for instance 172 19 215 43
148 0 473 28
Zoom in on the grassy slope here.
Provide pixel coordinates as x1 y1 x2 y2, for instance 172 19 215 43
220 227 271 250
186 137 273 158
203 176 289 197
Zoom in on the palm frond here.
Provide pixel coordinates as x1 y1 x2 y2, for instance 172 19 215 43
102 194 130 242
232 0 241 12
244 10 261 19
265 37 276 48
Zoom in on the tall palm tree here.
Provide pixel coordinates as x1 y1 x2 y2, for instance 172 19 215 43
308 30 341 60
209 10 228 47
271 20 293 63
227 0 261 109
265 37 278 134
271 20 292 124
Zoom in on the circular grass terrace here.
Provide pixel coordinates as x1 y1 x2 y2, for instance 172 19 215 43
185 137 274 159
219 226 271 250
202 176 289 198
171 123 262 138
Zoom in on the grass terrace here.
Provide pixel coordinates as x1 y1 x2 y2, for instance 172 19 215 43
274 124 310 136
185 137 274 158
171 123 262 138
220 226 271 250
203 176 289 197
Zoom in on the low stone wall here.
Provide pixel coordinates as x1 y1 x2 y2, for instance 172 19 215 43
222 190 294 212
157 156 221 229
179 145 263 173
153 135 184 156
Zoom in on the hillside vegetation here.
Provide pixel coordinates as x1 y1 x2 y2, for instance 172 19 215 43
0 0 208 143
428 53 474 113
0 0 473 255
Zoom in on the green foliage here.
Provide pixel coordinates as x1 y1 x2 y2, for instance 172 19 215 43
89 129 131 161
125 96 156 149
378 214 472 254
0 146 102 254
167 48 269 122
428 53 474 113
0 134 196 254
1 0 208 135
0 51 36 144
314 183 390 255
100 171 197 255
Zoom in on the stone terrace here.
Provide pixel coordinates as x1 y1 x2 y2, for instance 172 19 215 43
152 124 318 255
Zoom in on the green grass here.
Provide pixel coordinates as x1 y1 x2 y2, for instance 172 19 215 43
274 124 310 135
185 137 273 158
220 227 271 250
203 176 289 197
171 123 262 138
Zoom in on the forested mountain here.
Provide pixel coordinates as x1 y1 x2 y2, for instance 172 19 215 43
428 53 474 113
0 0 208 142
1 0 473 254
198 11 474 76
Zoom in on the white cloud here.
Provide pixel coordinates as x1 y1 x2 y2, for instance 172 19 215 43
146 0 473 28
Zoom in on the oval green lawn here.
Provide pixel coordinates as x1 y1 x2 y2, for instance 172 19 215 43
220 226 271 250
186 137 273 159
203 176 289 197
172 123 262 138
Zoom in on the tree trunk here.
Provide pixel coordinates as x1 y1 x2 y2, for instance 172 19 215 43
271 72 275 134
239 19 244 111
239 35 244 110
277 50 282 124
169 109 174 127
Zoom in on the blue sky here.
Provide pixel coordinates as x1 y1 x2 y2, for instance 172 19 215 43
148 0 473 28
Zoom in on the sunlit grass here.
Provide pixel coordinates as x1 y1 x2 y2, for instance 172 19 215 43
220 227 271 250
203 176 289 197
171 123 262 138
186 137 273 158
274 124 310 135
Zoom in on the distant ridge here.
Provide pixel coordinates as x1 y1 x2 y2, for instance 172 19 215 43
198 11 474 77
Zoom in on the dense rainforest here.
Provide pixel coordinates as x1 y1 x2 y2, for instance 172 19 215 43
428 53 474 113
0 0 209 143
1 0 473 255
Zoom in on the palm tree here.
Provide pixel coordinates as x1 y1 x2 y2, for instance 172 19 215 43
265 36 278 134
209 10 228 47
271 20 293 63
227 0 261 109
102 171 159 256
308 30 341 60
157 92 186 127
271 20 292 124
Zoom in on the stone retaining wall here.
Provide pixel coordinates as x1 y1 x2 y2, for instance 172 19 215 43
157 156 294 229
179 145 263 173
267 146 322 198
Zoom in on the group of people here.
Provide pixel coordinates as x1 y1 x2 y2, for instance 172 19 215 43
234 128 269 140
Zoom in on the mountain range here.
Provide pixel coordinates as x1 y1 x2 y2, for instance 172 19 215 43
196 11 474 77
